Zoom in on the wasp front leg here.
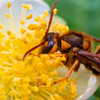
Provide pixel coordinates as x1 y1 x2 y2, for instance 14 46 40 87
29 52 67 59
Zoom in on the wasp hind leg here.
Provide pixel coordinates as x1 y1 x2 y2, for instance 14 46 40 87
51 59 79 85
37 59 79 86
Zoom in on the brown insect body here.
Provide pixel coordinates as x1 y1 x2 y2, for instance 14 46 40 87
40 31 100 75
59 31 92 70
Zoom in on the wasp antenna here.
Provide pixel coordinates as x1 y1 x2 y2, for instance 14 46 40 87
23 0 59 60
23 41 45 60
45 0 59 35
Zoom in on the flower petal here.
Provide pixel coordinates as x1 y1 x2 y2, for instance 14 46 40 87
77 74 100 100
0 0 49 32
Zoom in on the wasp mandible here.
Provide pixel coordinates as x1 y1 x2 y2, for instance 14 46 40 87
23 0 100 85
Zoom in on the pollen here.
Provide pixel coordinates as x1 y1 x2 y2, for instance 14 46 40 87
46 78 52 87
20 28 26 34
26 32 32 40
10 33 16 39
26 14 33 20
5 39 11 46
51 70 57 76
22 4 32 9
7 30 11 35
5 14 11 18
34 16 40 22
43 11 48 18
27 23 37 30
32 86 39 92
20 20 25 25
52 22 59 32
7 2 11 8
0 32 5 37
61 56 66 61
22 4 26 8
41 73 49 82
0 25 3 29
27 4 33 10
58 24 69 32
53 8 58 15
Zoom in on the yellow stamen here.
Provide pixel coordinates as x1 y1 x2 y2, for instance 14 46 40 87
0 25 3 29
43 11 48 18
32 86 39 92
20 20 25 25
0 32 5 37
26 14 33 20
20 28 26 34
5 14 11 18
10 33 16 39
7 2 11 8
7 30 11 36
53 8 58 15
51 70 57 76
22 4 27 8
27 23 37 30
34 16 40 22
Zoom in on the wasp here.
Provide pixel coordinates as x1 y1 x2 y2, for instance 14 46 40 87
23 0 100 85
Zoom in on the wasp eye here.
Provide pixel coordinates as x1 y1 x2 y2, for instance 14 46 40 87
41 32 58 53
41 40 55 54
48 41 54 46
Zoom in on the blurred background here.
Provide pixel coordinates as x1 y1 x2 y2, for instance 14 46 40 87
44 0 100 100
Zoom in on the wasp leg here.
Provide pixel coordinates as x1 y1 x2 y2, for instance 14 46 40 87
30 53 67 58
74 63 80 72
37 58 78 86
95 46 100 55
51 59 79 85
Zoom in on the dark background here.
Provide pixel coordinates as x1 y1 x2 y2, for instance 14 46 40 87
44 0 100 99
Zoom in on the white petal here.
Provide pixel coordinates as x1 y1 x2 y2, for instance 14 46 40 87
0 0 49 32
77 75 100 100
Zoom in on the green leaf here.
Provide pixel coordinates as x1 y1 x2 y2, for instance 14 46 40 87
94 85 100 99
87 95 98 100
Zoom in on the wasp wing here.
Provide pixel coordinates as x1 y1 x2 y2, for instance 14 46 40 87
76 49 100 66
